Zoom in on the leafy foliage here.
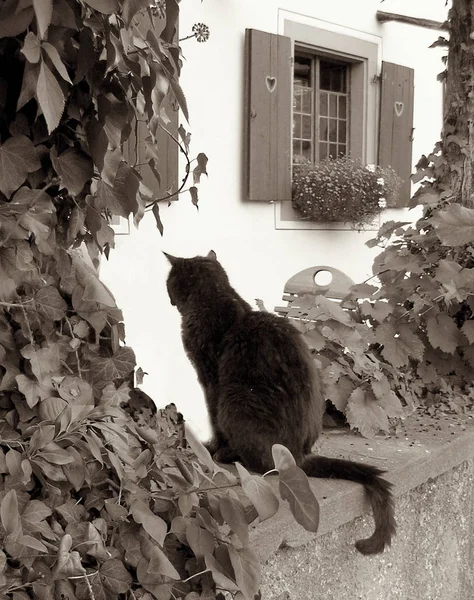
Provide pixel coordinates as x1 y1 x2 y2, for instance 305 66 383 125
292 157 402 227
287 145 474 437
0 2 320 598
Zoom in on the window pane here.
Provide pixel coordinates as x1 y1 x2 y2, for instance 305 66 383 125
338 95 347 119
320 61 347 92
320 92 328 116
302 140 312 160
301 88 312 113
319 142 328 160
293 113 302 138
338 120 347 144
319 118 328 141
329 143 338 158
293 139 301 158
320 64 331 91
338 144 347 157
293 90 301 112
329 95 337 118
294 56 312 86
302 115 312 139
329 119 337 142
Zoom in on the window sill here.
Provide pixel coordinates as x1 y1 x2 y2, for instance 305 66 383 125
248 409 474 563
274 201 381 231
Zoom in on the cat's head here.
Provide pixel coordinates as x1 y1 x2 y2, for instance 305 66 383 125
164 250 228 309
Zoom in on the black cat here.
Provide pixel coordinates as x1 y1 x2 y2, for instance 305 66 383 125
165 251 396 554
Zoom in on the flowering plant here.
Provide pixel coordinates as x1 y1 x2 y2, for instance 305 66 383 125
292 157 402 227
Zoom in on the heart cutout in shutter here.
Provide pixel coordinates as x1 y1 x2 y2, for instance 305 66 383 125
266 76 277 93
394 101 404 117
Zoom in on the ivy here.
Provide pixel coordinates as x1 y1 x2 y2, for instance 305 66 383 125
0 1 320 598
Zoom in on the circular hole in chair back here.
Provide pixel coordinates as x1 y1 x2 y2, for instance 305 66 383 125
313 269 333 287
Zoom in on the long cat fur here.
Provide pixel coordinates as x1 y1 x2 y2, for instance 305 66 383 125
165 251 396 554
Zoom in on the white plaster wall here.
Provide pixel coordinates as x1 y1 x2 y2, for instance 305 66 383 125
101 0 449 438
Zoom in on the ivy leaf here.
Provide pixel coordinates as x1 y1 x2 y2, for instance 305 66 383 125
235 463 279 522
219 497 249 547
99 558 133 594
21 32 41 63
32 0 53 38
461 321 474 344
130 500 167 546
228 546 261 600
0 135 41 197
16 374 51 408
37 59 65 134
185 522 215 559
346 387 389 438
35 285 68 321
376 322 424 368
51 147 93 195
193 152 208 184
90 346 136 385
184 423 217 472
0 5 34 38
83 0 119 14
426 313 461 354
430 204 474 246
271 444 296 471
204 553 240 592
278 465 319 533
146 545 180 580
136 558 174 599
152 203 164 235
122 0 150 27
99 382 130 407
189 186 199 209
42 42 72 83
19 534 48 553
1 490 21 537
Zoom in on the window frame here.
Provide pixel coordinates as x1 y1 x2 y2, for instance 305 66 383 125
276 17 380 230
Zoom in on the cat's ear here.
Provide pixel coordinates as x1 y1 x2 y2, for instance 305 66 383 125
207 250 217 261
163 252 179 265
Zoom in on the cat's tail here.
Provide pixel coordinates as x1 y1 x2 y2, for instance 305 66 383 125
299 454 396 555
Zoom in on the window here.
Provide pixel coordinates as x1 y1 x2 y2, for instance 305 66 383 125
293 53 350 163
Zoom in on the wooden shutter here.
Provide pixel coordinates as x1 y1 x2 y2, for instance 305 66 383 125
125 13 179 199
378 61 415 207
244 29 292 201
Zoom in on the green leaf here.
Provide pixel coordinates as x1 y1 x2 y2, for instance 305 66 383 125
189 186 199 208
148 545 180 580
235 463 279 522
461 321 474 344
430 204 474 246
278 465 319 533
371 377 404 418
271 444 296 471
50 147 93 196
100 382 130 407
58 376 94 404
136 558 174 599
22 500 52 524
345 387 389 438
37 59 65 134
32 0 53 38
21 32 41 63
228 546 261 600
16 374 51 408
0 135 41 197
122 0 150 27
308 295 353 325
185 522 215 559
1 490 21 537
219 497 249 547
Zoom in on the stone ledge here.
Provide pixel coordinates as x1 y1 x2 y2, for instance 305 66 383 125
249 410 474 564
